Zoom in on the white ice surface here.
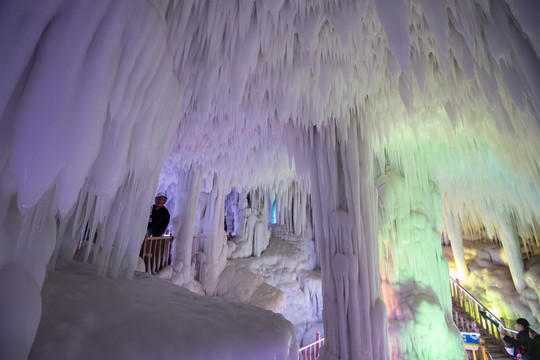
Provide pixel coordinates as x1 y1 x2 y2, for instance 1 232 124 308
29 262 298 360
217 230 322 346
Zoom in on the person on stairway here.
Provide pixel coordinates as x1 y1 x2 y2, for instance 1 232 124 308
504 318 533 359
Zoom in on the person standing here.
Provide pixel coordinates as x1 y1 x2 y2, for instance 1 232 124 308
505 318 533 359
147 192 170 237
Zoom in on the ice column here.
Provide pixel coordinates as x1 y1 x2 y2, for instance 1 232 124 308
170 165 201 285
309 122 388 360
376 169 464 359
197 175 228 295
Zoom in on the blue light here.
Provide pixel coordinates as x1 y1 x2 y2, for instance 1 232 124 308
269 198 277 224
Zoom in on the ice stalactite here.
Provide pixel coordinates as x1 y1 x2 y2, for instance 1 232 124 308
309 121 388 360
495 211 526 294
170 165 201 286
276 180 312 239
0 190 55 360
197 175 228 295
293 185 309 238
442 201 469 281
376 168 464 360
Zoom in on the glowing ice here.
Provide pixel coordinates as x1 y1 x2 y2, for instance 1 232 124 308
0 0 539 359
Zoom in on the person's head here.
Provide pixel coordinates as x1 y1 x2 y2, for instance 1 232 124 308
516 318 530 332
154 192 167 209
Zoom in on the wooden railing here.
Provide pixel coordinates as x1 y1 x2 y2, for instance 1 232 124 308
298 332 324 360
140 236 174 274
450 278 517 345
454 311 479 333
467 338 490 360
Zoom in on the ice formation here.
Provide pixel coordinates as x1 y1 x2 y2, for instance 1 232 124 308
376 168 463 358
444 243 540 329
216 225 322 345
30 262 298 360
1 0 540 359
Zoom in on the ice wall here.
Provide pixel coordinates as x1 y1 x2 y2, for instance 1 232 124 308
1 1 181 358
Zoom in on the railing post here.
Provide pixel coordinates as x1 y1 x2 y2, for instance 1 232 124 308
456 279 461 306
500 317 506 339
479 338 488 360
497 318 507 342
315 332 321 357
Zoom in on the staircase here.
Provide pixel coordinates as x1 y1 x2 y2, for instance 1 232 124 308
450 278 516 359
299 278 517 359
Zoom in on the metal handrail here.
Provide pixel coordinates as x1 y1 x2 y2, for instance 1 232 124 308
298 339 324 352
298 332 324 360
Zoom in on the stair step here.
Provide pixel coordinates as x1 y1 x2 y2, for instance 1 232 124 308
489 354 512 359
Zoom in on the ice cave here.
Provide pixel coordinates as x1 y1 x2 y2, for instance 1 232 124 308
1 0 539 359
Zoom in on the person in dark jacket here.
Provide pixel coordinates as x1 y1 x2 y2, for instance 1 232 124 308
504 318 533 359
147 192 170 236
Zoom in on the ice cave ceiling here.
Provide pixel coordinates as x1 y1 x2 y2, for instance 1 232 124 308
160 0 540 185
1 0 538 207
156 0 540 225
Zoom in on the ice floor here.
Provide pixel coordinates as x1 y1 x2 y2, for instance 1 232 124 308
29 262 297 360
